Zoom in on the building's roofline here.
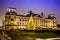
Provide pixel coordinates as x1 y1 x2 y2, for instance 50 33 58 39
17 13 43 17
6 12 17 15
45 17 56 19
8 7 16 9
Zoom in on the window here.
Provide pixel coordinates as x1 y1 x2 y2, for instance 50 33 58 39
11 23 13 25
5 16 8 18
20 19 24 21
23 23 24 25
20 20 21 21
17 23 19 25
20 26 26 29
8 16 10 19
23 20 24 21
14 16 16 18
20 23 21 25
25 20 27 21
5 19 7 21
11 19 14 21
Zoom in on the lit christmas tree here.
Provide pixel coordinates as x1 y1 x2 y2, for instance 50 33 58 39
27 16 36 30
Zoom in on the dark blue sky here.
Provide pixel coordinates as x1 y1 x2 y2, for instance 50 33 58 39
0 0 60 26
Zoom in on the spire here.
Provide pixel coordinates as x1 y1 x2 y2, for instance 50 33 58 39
28 10 33 16
40 12 44 17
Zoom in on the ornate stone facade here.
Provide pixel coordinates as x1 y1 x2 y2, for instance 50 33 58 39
2 7 57 30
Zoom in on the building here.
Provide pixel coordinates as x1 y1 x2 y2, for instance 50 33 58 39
2 7 57 30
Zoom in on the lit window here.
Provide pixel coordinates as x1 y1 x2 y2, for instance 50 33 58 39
20 23 21 25
14 27 17 29
23 20 24 21
20 26 26 29
20 20 21 21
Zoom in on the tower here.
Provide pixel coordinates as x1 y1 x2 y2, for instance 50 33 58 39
48 14 57 29
3 7 17 30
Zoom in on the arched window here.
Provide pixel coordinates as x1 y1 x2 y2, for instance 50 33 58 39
11 19 14 21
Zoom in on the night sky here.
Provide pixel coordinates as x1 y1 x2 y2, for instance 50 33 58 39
0 0 60 26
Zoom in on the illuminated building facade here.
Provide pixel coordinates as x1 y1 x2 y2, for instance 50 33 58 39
2 7 57 30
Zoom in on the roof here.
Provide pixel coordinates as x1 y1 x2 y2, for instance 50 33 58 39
8 7 16 9
17 11 42 17
6 12 17 15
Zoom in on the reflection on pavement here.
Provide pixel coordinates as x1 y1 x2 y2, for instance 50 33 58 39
36 38 60 40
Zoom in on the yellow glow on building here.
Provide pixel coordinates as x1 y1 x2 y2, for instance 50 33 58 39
2 7 58 30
